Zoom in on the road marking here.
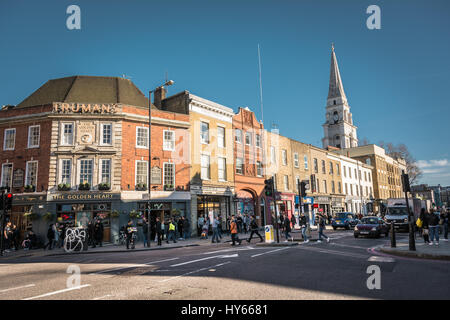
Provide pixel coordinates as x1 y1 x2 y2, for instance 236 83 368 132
0 284 35 293
89 258 179 275
159 261 231 283
22 284 91 300
202 246 256 255
170 255 229 267
92 294 113 300
251 247 290 258
368 256 396 263
330 243 369 250
297 246 368 259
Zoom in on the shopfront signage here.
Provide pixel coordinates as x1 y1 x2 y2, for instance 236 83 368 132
50 192 121 201
149 202 171 210
12 169 24 188
151 166 162 184
13 194 46 203
317 196 330 203
53 102 118 114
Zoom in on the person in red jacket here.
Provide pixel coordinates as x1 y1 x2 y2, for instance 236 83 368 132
230 216 242 246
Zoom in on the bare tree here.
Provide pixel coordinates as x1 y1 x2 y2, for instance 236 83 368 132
383 143 422 185
359 137 370 146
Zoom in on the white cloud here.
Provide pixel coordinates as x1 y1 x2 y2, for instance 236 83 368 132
416 159 450 186
416 159 449 168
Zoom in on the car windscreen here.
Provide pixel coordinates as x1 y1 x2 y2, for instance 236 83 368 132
361 218 378 224
336 213 348 219
387 207 408 215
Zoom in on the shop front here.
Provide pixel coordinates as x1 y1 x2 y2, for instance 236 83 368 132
314 196 331 218
49 192 121 243
10 193 48 242
276 193 295 224
331 196 345 216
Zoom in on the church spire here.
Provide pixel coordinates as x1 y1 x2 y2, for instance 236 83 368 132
327 44 347 101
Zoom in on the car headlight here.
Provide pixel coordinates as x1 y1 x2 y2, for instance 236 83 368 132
354 226 359 231
404 218 408 223
371 227 377 231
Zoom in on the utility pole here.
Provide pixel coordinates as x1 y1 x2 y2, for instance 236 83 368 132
402 171 415 251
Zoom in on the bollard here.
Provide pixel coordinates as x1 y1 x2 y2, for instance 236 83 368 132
390 221 396 248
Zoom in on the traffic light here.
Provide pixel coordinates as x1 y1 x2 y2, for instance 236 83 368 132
264 178 274 197
299 181 307 198
401 172 411 193
5 193 13 211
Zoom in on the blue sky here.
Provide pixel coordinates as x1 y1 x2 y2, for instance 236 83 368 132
1 0 450 185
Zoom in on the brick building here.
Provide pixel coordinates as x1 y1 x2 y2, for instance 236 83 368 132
233 107 266 226
0 76 190 242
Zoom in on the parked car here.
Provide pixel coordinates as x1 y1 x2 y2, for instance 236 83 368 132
354 217 389 238
331 212 359 230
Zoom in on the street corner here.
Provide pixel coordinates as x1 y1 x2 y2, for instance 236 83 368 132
377 242 450 261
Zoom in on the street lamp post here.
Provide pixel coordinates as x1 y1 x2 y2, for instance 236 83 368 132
147 80 174 247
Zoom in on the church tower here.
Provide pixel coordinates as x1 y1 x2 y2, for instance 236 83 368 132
322 44 358 149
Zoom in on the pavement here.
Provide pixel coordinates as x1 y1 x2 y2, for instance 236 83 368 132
379 238 450 261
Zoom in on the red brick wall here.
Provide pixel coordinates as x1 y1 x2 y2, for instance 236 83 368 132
120 106 190 191
0 107 52 193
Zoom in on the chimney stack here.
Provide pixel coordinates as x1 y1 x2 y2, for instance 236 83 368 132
153 86 166 109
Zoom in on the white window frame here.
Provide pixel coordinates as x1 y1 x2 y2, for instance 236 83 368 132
236 157 244 175
60 122 74 146
284 175 289 191
163 130 175 151
282 150 287 166
135 160 149 186
218 157 227 181
235 129 242 144
100 123 113 146
255 134 261 148
78 159 94 186
3 128 16 151
293 153 299 168
304 155 308 169
245 132 252 146
25 161 38 187
201 154 211 180
271 146 276 164
256 161 263 177
1 163 13 188
163 162 175 187
99 159 112 185
217 126 226 149
28 125 40 148
60 159 72 185
200 122 209 145
136 126 149 149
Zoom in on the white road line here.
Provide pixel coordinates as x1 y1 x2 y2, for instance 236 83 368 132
251 247 290 258
368 256 396 263
170 255 223 267
159 261 231 283
298 246 368 259
330 243 369 250
0 284 35 293
22 284 91 300
89 258 180 275
92 294 113 300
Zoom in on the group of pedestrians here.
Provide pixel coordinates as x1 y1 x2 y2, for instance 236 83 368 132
418 208 449 246
1 222 20 252
137 215 191 248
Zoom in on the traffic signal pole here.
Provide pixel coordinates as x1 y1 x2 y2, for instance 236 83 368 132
0 190 6 256
272 178 279 243
402 171 415 251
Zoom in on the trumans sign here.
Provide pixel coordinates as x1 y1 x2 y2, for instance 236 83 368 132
53 102 118 114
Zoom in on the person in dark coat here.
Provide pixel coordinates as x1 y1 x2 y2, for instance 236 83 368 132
183 216 190 239
428 209 440 245
155 217 163 246
88 221 95 247
178 217 184 240
283 214 293 242
419 208 430 244
94 219 104 247
44 224 55 250
247 215 263 243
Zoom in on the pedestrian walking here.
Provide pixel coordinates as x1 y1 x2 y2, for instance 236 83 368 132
183 216 190 240
428 209 440 245
178 216 184 240
242 214 249 234
217 214 223 239
156 217 163 246
197 214 205 237
211 216 221 243
43 224 55 250
317 214 330 243
247 215 263 243
142 217 149 247
52 223 59 249
290 214 297 230
230 216 242 246
125 220 136 249
236 214 243 233
439 210 448 241
167 219 177 243
284 214 293 242
94 219 104 247
201 216 210 239
299 212 309 243
419 208 430 244
88 221 95 248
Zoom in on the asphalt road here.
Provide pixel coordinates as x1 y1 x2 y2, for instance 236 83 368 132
0 230 449 300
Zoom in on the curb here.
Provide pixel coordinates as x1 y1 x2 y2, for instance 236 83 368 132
379 247 450 261
256 242 298 247
45 243 200 256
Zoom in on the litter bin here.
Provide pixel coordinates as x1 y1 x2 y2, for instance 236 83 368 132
265 225 274 243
